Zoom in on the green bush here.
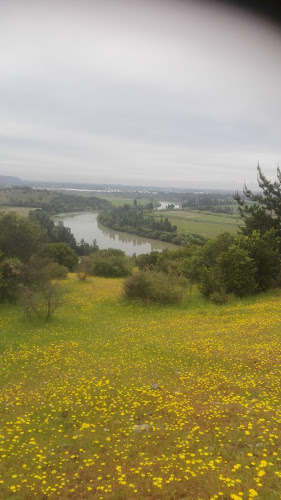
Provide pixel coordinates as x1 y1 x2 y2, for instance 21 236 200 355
123 270 184 304
91 249 132 278
0 257 23 303
39 243 78 271
209 291 235 305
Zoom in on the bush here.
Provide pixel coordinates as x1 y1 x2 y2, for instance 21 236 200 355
19 258 67 320
91 249 132 278
209 291 235 305
39 243 78 271
0 257 23 303
217 245 257 297
123 270 184 304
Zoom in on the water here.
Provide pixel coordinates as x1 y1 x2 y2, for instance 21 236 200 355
53 212 177 256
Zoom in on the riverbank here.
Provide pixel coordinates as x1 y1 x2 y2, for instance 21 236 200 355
53 212 178 256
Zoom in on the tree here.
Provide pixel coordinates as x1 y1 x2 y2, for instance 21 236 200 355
196 228 280 300
217 245 257 297
0 211 44 262
29 210 77 250
19 258 67 320
91 249 132 278
52 221 77 250
234 164 281 239
179 254 202 302
0 256 23 302
39 242 78 271
77 238 99 256
239 229 281 290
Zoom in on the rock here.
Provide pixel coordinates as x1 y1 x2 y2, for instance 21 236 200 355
132 424 152 432
150 384 160 390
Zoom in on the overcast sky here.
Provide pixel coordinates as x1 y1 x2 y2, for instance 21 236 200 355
1 0 281 189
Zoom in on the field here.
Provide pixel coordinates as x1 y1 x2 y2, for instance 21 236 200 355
1 277 281 499
95 196 153 207
152 210 241 238
0 206 32 216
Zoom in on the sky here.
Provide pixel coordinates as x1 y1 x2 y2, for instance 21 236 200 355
1 0 281 190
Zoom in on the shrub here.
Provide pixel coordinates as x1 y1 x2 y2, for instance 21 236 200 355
0 257 23 303
209 291 235 305
123 270 184 304
39 243 78 271
91 249 132 278
19 258 67 320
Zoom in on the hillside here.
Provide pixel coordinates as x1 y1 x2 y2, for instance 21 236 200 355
1 276 281 499
0 175 23 186
0 186 112 213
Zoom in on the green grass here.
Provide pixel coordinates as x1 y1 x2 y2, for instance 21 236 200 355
0 206 33 216
151 209 241 237
1 276 281 499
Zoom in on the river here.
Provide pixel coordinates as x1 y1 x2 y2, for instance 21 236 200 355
53 212 178 256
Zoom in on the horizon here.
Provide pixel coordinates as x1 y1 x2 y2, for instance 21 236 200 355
0 173 249 193
1 1 281 189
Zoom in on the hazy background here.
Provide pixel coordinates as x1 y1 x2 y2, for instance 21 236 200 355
1 0 281 189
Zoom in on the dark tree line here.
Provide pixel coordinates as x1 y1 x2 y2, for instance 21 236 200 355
98 204 179 244
0 186 112 214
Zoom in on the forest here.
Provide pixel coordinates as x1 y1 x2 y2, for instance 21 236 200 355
0 186 111 213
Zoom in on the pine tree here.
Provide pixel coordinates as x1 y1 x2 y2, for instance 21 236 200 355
234 164 281 238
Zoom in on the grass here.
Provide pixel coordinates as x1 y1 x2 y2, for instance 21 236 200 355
151 209 241 238
0 206 33 216
1 276 281 499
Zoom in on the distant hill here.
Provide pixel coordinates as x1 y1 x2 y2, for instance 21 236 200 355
0 175 24 186
0 186 112 213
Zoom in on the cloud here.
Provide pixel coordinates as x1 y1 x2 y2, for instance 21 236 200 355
0 0 281 188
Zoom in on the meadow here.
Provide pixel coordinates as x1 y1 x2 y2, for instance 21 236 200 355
152 210 241 238
1 276 281 499
0 207 32 216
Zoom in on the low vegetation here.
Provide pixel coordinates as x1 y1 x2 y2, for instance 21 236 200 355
1 276 281 499
123 269 187 304
90 249 132 278
1 166 281 498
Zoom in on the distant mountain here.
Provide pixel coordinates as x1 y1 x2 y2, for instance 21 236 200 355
0 175 24 186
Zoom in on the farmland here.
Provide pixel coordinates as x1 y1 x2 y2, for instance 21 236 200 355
1 276 281 499
151 209 241 238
